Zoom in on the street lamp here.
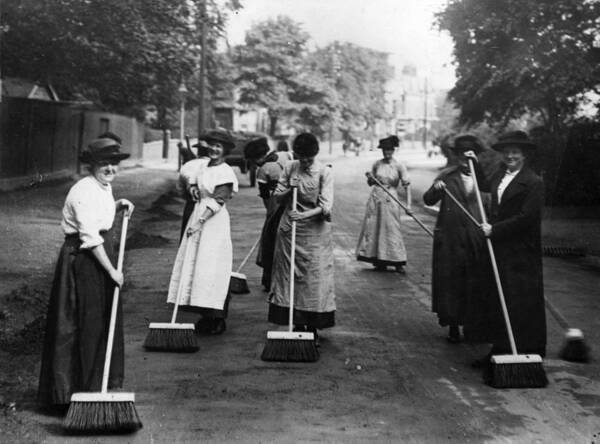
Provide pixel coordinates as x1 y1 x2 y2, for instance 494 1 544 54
178 82 189 170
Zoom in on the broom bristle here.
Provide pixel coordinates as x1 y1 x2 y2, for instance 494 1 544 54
64 401 142 434
230 273 250 294
560 338 590 363
485 356 548 388
144 326 198 352
261 338 319 362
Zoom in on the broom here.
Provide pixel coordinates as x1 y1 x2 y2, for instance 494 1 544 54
468 158 547 388
144 221 199 352
261 186 319 362
230 235 261 294
366 172 434 238
444 186 590 364
64 213 143 433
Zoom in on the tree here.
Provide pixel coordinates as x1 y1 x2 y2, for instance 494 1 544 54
234 16 330 136
2 0 241 126
310 42 394 141
437 0 600 133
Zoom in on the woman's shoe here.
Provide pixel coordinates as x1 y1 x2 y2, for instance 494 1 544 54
194 317 213 334
209 318 226 335
395 264 406 274
374 262 387 271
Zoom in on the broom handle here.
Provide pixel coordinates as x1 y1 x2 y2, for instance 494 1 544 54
442 187 481 227
468 159 518 356
235 235 261 273
288 187 297 333
367 172 434 238
171 215 198 324
101 212 130 394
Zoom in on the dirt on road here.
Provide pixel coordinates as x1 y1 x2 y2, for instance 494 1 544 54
1 151 600 443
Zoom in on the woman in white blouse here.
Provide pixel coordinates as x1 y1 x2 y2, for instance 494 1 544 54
38 138 134 411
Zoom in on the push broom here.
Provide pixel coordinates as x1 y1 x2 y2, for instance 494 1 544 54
366 172 434 238
444 186 590 364
144 224 199 352
261 186 319 362
230 235 261 294
467 158 548 388
64 213 143 433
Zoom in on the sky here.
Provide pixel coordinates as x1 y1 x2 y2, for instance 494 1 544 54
225 0 457 93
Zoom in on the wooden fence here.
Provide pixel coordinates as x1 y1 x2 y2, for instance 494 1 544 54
0 97 144 190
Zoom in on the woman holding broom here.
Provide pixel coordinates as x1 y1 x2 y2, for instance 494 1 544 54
356 135 410 273
423 134 487 344
167 130 238 335
477 130 546 362
268 133 335 345
38 137 134 411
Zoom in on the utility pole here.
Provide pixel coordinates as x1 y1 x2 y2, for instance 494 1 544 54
197 0 207 136
422 77 428 150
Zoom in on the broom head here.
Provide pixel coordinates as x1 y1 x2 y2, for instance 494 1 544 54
261 331 319 362
144 322 199 352
560 328 590 363
485 354 548 388
64 392 142 434
230 271 250 294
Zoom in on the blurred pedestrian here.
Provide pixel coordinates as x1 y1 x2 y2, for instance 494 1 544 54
268 133 335 343
167 130 238 335
356 135 410 273
244 137 293 290
38 138 134 411
423 134 487 344
477 130 546 362
178 140 210 241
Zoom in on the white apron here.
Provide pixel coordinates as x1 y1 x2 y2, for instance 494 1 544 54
167 163 238 310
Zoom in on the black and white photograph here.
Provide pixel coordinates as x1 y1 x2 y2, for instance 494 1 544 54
0 0 599 442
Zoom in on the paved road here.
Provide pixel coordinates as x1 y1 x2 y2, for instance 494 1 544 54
6 149 600 443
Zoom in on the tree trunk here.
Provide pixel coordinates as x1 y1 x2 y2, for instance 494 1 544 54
269 114 278 137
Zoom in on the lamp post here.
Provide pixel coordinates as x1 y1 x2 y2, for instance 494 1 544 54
178 82 188 171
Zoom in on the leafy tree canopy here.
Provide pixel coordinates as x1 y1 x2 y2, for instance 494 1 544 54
3 0 240 122
437 0 600 132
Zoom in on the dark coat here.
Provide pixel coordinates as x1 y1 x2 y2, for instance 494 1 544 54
485 166 546 355
423 166 486 329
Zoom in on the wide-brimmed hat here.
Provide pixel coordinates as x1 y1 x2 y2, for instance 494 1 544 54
452 134 484 154
244 137 270 160
79 138 130 164
378 135 400 150
198 129 236 153
292 133 319 157
492 130 537 152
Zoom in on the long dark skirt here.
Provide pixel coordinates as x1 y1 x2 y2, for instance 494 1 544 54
256 201 285 289
38 231 124 407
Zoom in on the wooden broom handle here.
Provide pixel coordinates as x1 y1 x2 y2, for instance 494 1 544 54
367 172 434 238
442 187 481 227
288 187 297 332
467 159 518 355
102 212 130 394
235 236 261 273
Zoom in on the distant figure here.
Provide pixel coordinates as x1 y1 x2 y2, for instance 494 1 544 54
423 134 487 344
38 138 134 411
356 135 410 273
167 130 238 335
276 139 290 153
268 133 335 343
244 137 293 290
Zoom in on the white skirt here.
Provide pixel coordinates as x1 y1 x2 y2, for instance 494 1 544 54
167 200 232 310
